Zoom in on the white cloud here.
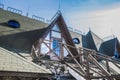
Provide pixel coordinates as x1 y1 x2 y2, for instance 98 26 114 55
66 6 120 40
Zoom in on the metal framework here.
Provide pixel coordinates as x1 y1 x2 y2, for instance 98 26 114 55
31 39 120 80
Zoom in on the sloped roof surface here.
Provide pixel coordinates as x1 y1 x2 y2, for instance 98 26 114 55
0 28 47 52
0 47 51 74
82 35 88 48
116 39 120 56
0 9 48 36
99 38 116 56
90 31 103 50
86 31 97 51
86 31 103 51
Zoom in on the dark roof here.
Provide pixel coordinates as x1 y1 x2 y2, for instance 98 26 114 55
99 38 116 56
85 31 98 51
82 35 89 48
84 31 103 52
0 28 47 53
116 39 120 56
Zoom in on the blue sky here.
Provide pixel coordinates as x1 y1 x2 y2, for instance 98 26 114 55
1 0 120 18
1 0 120 40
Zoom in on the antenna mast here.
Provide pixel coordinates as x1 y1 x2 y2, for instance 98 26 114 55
26 0 30 17
58 0 61 11
26 8 29 17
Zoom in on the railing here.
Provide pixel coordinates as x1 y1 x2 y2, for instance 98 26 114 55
0 3 84 35
32 15 45 22
0 3 4 9
46 19 51 24
7 7 22 15
103 35 115 41
74 29 82 34
0 3 48 23
67 27 83 35
67 27 73 32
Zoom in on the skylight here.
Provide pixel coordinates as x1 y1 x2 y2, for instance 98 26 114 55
7 20 20 28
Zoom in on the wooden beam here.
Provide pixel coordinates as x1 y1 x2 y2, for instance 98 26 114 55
113 63 120 69
64 53 84 62
85 49 120 64
0 71 53 78
64 45 87 75
106 60 110 73
85 54 91 80
91 74 120 79
88 54 111 76
88 54 114 80
34 39 120 80
65 62 85 78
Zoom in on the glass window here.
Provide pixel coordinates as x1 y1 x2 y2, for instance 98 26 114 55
45 32 50 40
62 39 69 57
52 38 61 56
8 20 20 28
51 31 61 38
41 43 49 54
73 38 80 44
62 38 66 44
63 47 69 57
44 32 50 44
52 24 60 32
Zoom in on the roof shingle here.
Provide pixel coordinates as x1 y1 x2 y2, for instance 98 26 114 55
0 47 51 74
